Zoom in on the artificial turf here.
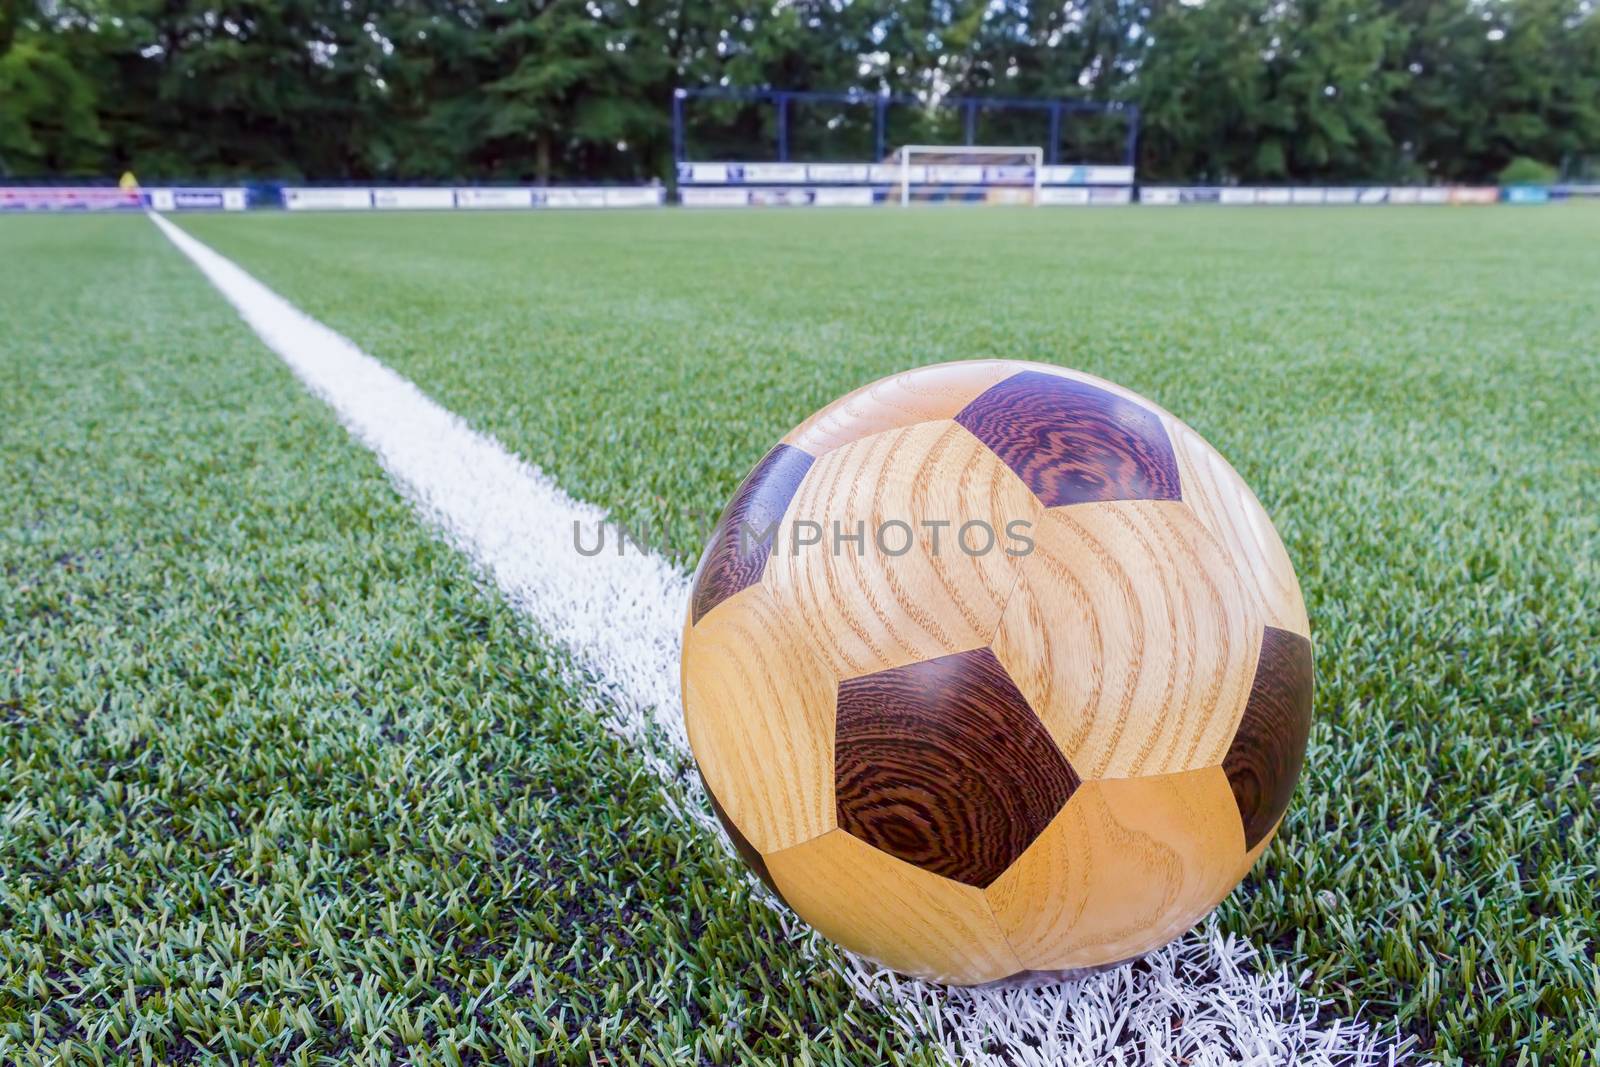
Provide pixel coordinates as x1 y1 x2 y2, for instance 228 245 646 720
173 204 1600 1065
0 215 939 1065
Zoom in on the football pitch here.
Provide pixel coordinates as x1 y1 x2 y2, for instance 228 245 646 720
2 206 1596 1064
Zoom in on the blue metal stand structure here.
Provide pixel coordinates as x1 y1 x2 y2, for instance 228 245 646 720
672 87 1139 167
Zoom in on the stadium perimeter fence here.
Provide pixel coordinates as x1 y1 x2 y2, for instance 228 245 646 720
3 180 1594 214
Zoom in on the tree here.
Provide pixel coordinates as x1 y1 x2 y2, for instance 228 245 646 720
1133 0 1276 181
0 3 105 175
1 0 1594 182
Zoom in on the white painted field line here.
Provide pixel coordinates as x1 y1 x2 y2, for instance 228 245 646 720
149 212 1406 1067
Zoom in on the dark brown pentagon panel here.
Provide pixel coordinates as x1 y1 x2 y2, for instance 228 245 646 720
703 780 788 906
834 647 1080 888
953 370 1181 508
1223 626 1314 850
689 443 813 625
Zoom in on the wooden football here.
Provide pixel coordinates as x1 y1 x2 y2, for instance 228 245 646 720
680 360 1313 986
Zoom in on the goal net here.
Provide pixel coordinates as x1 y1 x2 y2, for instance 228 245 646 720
896 145 1043 206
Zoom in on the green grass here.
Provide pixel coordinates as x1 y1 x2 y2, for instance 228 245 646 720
0 215 936 1066
168 204 1600 1065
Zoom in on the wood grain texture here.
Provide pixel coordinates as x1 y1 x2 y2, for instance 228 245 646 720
1199 811 1284 920
991 501 1263 780
1226 813 1283 898
1164 416 1310 637
782 360 1018 457
985 767 1245 971
834 647 1080 888
766 828 1024 985
975 954 1147 989
690 443 814 625
1010 361 1181 420
681 584 837 854
763 419 1043 680
704 781 787 905
1224 626 1313 850
954 370 1181 508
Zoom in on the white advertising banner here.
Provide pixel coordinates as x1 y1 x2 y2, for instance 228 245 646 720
811 187 875 206
807 164 871 183
1 187 142 212
161 188 243 211
603 187 665 207
1088 186 1133 205
284 187 373 210
541 188 609 208
1039 165 1136 186
868 163 927 184
1129 184 1483 207
747 188 814 206
680 187 750 207
742 163 809 183
926 164 986 183
1037 187 1091 205
678 162 732 184
455 187 534 209
986 165 1036 184
372 188 456 209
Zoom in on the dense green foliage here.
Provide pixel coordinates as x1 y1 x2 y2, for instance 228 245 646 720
1 0 1597 182
178 204 1600 1063
1500 154 1561 183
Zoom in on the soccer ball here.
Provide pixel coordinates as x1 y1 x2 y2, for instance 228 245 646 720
680 360 1312 986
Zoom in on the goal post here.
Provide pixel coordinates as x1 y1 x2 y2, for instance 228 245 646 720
897 144 1044 206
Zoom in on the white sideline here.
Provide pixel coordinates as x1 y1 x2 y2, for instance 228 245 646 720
148 212 1406 1067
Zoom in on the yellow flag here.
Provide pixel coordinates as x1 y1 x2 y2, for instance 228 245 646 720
118 171 140 191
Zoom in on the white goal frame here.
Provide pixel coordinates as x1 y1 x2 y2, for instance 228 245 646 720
897 144 1044 206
